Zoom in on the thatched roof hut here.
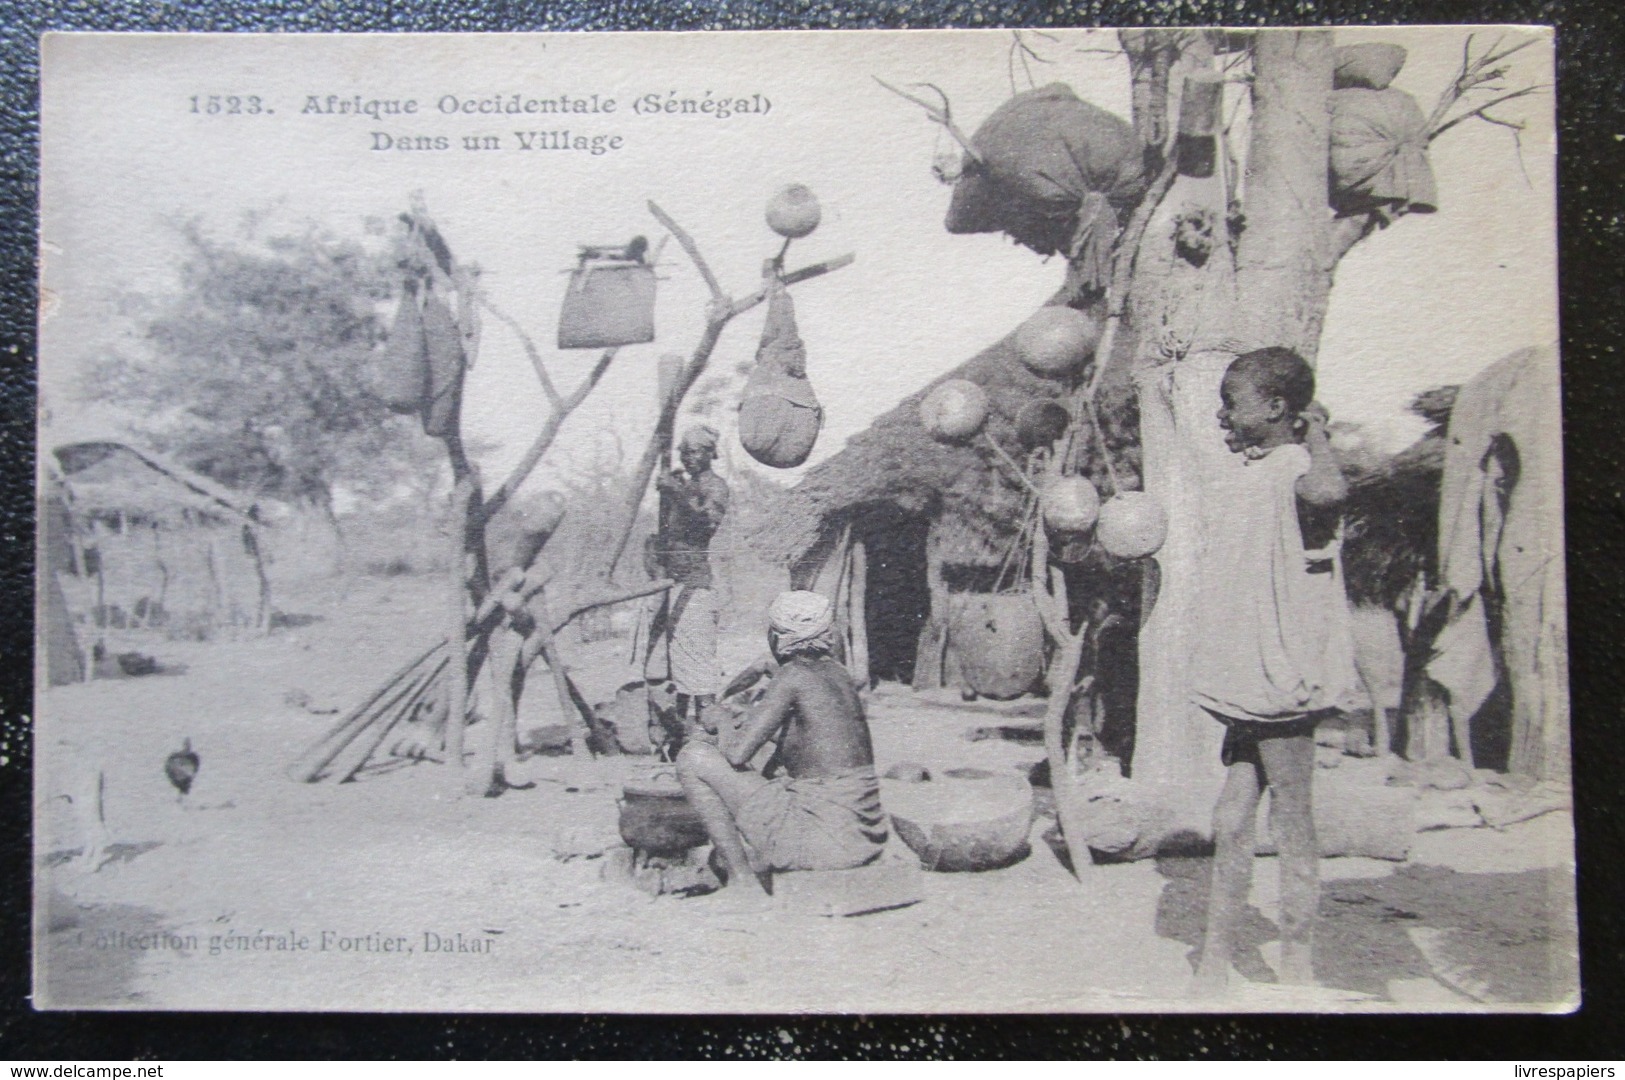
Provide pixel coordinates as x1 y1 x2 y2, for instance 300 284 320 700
54 440 261 527
754 320 1138 689
1339 386 1456 611
50 439 272 642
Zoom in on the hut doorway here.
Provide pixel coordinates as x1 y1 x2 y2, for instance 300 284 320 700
856 509 931 685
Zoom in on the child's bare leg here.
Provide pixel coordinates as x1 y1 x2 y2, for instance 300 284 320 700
1196 758 1263 991
675 741 769 895
1261 729 1318 985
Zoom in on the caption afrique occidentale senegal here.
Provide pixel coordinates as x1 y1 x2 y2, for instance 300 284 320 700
187 92 773 156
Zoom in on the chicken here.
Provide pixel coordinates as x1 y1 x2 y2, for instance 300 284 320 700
164 738 199 798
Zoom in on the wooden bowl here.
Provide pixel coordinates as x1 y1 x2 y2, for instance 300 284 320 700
884 767 1035 872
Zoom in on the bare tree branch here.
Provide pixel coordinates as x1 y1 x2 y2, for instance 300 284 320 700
478 294 564 411
1325 35 1544 271
874 78 984 164
1109 154 1181 315
479 347 617 523
1430 85 1545 141
549 579 674 633
1425 33 1541 138
729 253 857 316
647 200 723 300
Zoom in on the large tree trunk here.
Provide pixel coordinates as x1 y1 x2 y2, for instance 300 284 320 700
1232 31 1337 358
1126 31 1337 823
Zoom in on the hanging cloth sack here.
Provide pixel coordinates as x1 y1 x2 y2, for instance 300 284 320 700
557 254 657 350
738 278 823 469
946 83 1145 287
1333 43 1408 91
378 283 429 414
420 290 466 438
1329 87 1438 217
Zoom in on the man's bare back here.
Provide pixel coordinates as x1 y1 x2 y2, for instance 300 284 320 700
725 655 873 778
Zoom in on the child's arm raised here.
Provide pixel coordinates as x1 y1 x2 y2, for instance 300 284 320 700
1295 403 1349 508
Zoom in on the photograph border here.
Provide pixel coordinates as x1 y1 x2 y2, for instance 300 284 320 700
2 0 1621 1059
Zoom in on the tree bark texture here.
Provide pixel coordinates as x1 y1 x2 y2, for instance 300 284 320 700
1127 355 1231 823
1232 30 1337 359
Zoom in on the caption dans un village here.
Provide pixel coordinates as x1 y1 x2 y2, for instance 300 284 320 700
187 91 773 155
69 927 496 957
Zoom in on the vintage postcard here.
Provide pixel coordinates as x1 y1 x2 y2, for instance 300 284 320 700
35 28 1572 1013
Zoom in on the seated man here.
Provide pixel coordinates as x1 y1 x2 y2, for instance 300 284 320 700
676 591 888 897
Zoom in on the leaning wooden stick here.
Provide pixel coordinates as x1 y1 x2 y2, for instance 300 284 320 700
340 657 447 784
443 477 476 774
287 640 445 782
1030 521 1095 876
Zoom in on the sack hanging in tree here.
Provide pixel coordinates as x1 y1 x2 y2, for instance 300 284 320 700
738 279 823 469
946 84 1145 286
557 255 657 350
1330 88 1438 217
420 291 466 438
1333 43 1408 90
378 284 429 414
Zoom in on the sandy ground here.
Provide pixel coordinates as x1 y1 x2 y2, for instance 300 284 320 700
33 572 1579 1014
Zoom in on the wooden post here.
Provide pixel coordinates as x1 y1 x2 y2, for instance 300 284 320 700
244 525 271 632
478 628 522 796
443 476 475 774
1030 521 1094 876
848 538 870 688
913 532 949 691
92 520 106 630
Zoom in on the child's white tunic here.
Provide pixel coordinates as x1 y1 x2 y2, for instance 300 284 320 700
1190 443 1359 723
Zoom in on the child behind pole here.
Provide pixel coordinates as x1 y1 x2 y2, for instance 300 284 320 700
1191 347 1358 994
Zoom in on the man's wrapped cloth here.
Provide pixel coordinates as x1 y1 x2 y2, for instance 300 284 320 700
733 592 888 873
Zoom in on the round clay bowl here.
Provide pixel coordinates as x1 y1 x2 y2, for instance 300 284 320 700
883 767 1035 872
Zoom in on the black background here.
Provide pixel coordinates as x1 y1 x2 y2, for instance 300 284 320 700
1 0 1620 1060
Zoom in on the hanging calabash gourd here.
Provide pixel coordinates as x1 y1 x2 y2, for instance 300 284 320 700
1041 474 1101 534
920 379 989 442
1015 399 1071 450
766 184 822 239
1014 306 1103 378
1097 491 1169 559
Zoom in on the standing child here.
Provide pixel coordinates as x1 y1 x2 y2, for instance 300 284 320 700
1192 347 1357 994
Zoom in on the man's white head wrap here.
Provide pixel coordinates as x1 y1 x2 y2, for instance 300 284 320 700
767 590 835 656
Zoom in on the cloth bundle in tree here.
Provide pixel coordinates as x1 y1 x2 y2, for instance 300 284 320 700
1330 87 1438 217
557 257 657 350
738 278 823 469
420 292 466 438
949 592 1045 700
1333 43 1408 90
378 285 429 414
945 83 1145 288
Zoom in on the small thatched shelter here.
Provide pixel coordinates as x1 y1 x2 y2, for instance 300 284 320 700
1340 387 1455 612
50 439 271 644
755 318 1139 692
